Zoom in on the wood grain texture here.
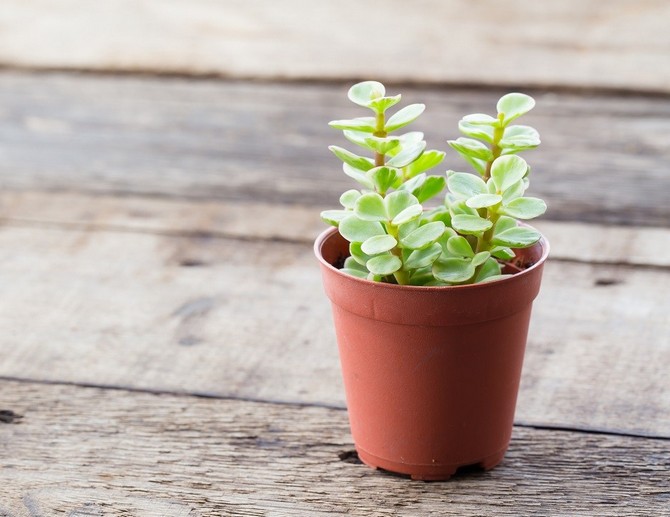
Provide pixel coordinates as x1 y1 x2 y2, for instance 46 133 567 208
0 222 668 436
0 1 669 93
1 71 669 226
0 380 668 517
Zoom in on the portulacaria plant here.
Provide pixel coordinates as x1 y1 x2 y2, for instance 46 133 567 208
321 81 546 286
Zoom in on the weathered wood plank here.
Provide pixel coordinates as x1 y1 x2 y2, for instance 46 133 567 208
2 191 670 268
0 380 668 516
0 223 668 436
1 1 669 93
0 72 669 227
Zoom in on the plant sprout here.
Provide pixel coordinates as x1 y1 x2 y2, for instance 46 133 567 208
321 81 546 286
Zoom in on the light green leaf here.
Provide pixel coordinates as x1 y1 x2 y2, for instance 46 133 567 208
479 274 514 283
400 221 446 250
343 130 374 149
368 95 402 114
458 118 495 144
404 243 442 270
329 117 376 132
339 189 362 209
492 226 541 248
367 166 402 194
491 246 516 260
499 125 540 150
342 163 375 189
447 171 488 199
471 251 491 267
461 113 499 126
413 175 447 203
386 140 426 168
399 173 426 193
329 146 374 172
409 268 438 286
366 254 402 276
494 216 518 235
320 209 350 226
451 214 493 235
501 197 547 220
348 81 386 108
497 93 536 125
349 242 375 266
449 198 478 216
355 193 387 222
405 150 446 178
363 136 401 155
466 193 502 209
385 190 420 220
341 268 369 279
385 104 426 132
339 215 385 242
474 257 502 283
502 179 526 203
446 235 475 258
344 256 368 272
432 257 476 283
392 204 423 226
490 155 528 193
448 137 494 162
361 234 398 255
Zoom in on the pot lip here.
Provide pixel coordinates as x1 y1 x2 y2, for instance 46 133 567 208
314 224 550 292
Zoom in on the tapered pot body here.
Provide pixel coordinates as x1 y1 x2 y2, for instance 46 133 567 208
315 227 549 480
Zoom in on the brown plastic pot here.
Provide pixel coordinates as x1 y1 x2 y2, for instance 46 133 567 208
315 226 549 481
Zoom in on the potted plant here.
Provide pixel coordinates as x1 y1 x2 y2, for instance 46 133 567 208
314 81 549 480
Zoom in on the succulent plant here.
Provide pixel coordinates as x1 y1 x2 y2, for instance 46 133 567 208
321 81 546 286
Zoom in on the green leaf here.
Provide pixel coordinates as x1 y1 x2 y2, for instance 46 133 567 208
341 267 369 279
502 179 526 203
355 193 387 222
348 81 386 108
466 193 502 209
490 155 528 193
447 172 487 199
452 214 493 235
499 125 540 150
386 140 426 168
432 257 476 283
461 113 499 126
474 257 502 283
392 204 423 226
361 234 398 255
491 246 515 260
329 146 374 172
400 221 446 250
320 209 350 226
405 150 446 178
344 256 368 272
349 242 375 266
339 215 385 242
497 93 536 125
366 254 402 275
339 189 362 209
343 130 374 149
342 163 375 189
367 166 402 194
329 117 376 132
368 95 402 114
458 118 495 144
409 268 438 286
363 136 401 155
492 226 541 248
448 198 478 216
385 104 426 132
384 190 419 220
494 216 518 235
471 251 491 267
404 243 442 270
501 197 547 219
448 137 494 162
413 175 447 203
446 235 475 258
398 219 420 241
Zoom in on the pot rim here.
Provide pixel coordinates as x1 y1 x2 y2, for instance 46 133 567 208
314 224 550 292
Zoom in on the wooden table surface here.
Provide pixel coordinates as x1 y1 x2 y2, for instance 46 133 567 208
0 71 669 516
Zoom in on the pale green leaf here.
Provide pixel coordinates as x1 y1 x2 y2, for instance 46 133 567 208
474 257 503 283
366 254 402 275
492 226 541 248
471 251 491 267
448 137 494 162
447 171 487 199
446 235 475 258
342 268 369 279
497 93 536 125
404 243 442 270
361 234 398 255
339 189 362 209
466 193 502 209
502 179 526 203
329 145 374 172
368 95 402 114
367 166 402 194
491 246 516 260
363 136 401 155
461 113 499 126
499 125 540 150
412 175 447 203
339 215 385 242
494 216 518 235
342 164 375 189
355 193 387 222
458 118 495 144
384 190 420 220
451 214 493 235
501 197 547 220
399 221 446 250
432 257 476 283
490 155 528 193
479 274 514 283
392 204 423 226
344 256 368 272
320 209 350 226
349 241 374 266
386 140 426 168
348 81 386 108
385 104 426 132
405 150 446 178
329 117 376 132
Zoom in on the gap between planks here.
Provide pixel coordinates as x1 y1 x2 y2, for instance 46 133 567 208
0 379 668 517
1 191 668 269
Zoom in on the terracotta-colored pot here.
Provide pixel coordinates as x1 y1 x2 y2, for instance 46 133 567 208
315 226 549 480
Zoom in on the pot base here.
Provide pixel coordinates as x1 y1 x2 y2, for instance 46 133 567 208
356 447 507 481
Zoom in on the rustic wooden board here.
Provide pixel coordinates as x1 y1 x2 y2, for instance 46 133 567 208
1 72 669 226
0 222 668 437
0 380 668 516
1 1 669 93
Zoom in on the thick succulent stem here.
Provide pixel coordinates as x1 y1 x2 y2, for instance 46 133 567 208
477 119 505 253
374 111 386 167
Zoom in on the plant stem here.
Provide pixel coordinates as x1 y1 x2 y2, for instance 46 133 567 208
477 120 505 253
374 111 386 167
